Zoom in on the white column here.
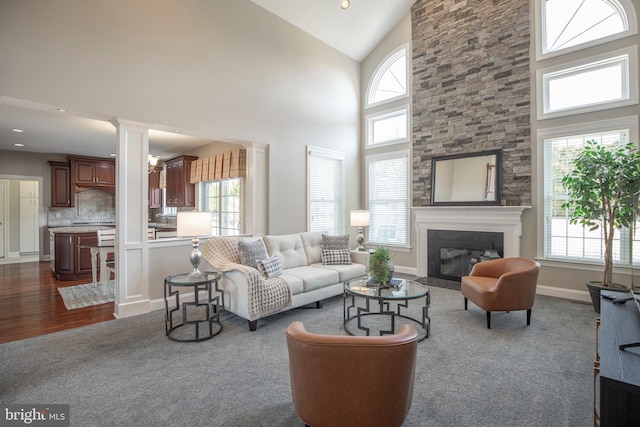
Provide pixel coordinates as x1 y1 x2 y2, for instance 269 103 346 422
111 119 151 318
242 142 269 236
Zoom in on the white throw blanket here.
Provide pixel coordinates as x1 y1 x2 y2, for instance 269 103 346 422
201 236 292 318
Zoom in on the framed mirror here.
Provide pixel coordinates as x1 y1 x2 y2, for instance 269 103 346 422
430 149 502 206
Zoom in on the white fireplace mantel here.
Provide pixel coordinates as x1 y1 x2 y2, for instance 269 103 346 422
413 206 531 277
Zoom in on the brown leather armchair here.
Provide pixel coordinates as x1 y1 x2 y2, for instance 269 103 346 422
461 257 540 329
286 321 418 427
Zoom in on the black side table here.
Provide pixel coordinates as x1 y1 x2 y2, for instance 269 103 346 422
164 272 222 342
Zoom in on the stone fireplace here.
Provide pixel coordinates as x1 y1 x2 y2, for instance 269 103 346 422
414 206 529 278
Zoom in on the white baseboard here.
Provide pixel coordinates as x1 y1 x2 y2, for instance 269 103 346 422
114 299 152 318
8 251 20 258
536 285 591 303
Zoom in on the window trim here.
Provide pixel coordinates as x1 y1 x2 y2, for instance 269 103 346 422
365 43 410 109
535 0 638 60
306 145 345 235
536 46 638 120
536 116 640 261
365 149 411 249
365 104 410 149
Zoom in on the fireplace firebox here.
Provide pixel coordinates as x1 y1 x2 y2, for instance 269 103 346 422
427 230 503 280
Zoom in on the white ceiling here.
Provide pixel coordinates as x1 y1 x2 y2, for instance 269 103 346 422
0 0 415 160
250 0 416 62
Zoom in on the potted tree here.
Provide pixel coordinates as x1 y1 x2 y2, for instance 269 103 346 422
562 140 640 312
368 247 394 285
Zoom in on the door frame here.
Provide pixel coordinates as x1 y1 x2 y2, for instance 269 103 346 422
0 174 45 261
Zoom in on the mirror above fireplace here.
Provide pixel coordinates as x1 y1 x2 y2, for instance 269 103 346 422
430 149 502 206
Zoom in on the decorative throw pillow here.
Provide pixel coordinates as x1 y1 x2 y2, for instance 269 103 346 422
238 239 268 269
256 255 283 279
321 248 352 265
322 234 349 250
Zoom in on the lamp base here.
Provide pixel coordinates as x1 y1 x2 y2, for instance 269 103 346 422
356 227 365 251
187 237 204 280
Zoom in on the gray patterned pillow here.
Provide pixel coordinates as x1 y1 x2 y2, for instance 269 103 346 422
238 239 268 269
322 234 349 250
321 249 352 265
256 255 283 279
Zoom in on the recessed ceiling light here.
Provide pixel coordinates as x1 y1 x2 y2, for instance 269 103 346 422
14 143 24 147
57 108 66 113
340 0 350 9
11 128 24 133
110 153 116 157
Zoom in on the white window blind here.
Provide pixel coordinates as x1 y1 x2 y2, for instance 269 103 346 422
543 128 629 262
308 147 344 235
367 152 408 246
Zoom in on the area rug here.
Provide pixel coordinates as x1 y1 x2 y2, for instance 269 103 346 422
57 281 115 309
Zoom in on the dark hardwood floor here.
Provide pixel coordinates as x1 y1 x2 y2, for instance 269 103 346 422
0 261 115 344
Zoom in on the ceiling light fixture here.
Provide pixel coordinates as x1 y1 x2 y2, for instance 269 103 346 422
11 128 24 133
57 108 66 113
148 154 160 174
340 0 350 9
14 143 24 147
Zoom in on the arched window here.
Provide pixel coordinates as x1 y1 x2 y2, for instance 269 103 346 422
541 0 635 55
367 46 408 107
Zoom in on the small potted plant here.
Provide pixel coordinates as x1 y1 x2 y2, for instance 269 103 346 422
562 140 640 312
368 247 394 285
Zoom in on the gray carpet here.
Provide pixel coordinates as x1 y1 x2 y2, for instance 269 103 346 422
0 286 596 426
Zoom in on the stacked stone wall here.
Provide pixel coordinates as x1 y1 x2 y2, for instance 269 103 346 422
411 0 531 206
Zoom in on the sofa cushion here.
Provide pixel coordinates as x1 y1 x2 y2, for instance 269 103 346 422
238 239 268 269
321 248 352 265
284 266 339 293
279 273 304 296
312 262 367 283
263 234 308 269
300 231 325 265
256 255 283 279
322 234 349 250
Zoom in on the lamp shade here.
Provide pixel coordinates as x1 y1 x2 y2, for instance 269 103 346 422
350 210 370 227
177 211 212 237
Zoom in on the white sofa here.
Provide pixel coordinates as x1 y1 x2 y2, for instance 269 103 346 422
201 232 368 331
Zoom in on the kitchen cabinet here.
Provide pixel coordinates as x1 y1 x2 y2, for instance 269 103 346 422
68 156 116 190
19 181 39 253
165 155 197 207
50 231 98 280
49 161 73 207
149 167 162 209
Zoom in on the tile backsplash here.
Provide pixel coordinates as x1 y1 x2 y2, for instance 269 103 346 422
48 189 115 226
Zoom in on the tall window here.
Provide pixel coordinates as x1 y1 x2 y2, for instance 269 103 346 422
537 0 639 267
366 151 409 246
201 178 242 236
307 147 344 235
364 44 411 248
542 122 633 262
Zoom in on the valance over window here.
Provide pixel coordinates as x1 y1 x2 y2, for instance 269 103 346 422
190 149 246 183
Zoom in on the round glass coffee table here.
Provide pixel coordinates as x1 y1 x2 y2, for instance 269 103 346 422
343 277 430 341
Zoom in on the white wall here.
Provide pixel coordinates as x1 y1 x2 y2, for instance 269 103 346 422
0 0 361 235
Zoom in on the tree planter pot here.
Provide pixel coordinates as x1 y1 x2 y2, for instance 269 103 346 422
586 281 629 313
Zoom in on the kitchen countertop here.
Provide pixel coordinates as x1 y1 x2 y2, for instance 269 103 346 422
48 226 114 234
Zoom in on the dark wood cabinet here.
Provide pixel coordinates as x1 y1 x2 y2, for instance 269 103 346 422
165 155 197 207
49 161 73 207
149 167 162 208
51 231 98 280
68 156 116 190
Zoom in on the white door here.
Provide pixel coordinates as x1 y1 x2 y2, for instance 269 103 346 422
0 180 5 258
19 180 39 253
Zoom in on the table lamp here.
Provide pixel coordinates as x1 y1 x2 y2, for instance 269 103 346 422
350 210 370 251
177 211 212 279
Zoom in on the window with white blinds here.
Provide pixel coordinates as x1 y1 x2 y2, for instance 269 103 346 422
543 125 633 263
307 147 344 235
366 151 409 246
